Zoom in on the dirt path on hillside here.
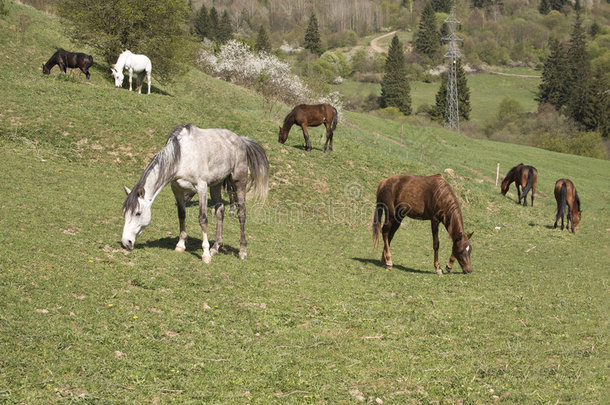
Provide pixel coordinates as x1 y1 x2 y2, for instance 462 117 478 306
484 70 541 79
369 30 398 53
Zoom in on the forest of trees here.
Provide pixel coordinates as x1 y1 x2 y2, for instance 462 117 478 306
14 0 610 157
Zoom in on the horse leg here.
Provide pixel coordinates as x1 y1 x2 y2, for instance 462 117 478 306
381 217 401 268
531 189 535 207
226 178 237 214
196 183 212 263
235 180 248 260
567 206 573 233
147 70 151 94
301 125 312 151
209 184 224 256
322 123 331 152
128 69 133 91
554 201 560 229
329 130 334 152
431 219 443 275
136 72 143 94
171 183 188 252
516 184 521 204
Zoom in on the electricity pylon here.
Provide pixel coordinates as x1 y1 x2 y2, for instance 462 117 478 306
443 6 462 131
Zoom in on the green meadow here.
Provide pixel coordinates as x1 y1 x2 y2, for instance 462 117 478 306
1 2 608 403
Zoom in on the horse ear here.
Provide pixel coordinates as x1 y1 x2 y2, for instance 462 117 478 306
123 185 131 195
467 232 474 240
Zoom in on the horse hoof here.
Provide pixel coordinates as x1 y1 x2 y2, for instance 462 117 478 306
436 268 443 275
239 250 247 260
202 255 211 264
175 246 185 253
210 248 219 256
445 265 452 273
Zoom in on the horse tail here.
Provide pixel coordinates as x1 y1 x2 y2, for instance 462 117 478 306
522 167 535 197
242 137 269 204
558 182 567 219
372 201 387 250
331 107 338 131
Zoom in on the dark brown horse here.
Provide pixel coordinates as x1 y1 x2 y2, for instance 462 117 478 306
554 179 581 233
43 49 93 79
278 103 338 152
500 163 538 206
372 174 473 274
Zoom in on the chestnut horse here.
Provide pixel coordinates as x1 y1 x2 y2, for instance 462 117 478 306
500 163 538 206
278 103 338 152
42 49 93 79
553 179 581 233
372 174 473 274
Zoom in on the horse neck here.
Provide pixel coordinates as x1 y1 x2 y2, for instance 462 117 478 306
444 207 466 243
139 140 181 203
44 55 57 69
282 113 295 132
116 52 129 70
434 184 466 243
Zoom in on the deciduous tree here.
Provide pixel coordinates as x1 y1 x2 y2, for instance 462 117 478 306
58 0 192 82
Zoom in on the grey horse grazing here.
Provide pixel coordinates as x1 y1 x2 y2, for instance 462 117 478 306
121 124 269 263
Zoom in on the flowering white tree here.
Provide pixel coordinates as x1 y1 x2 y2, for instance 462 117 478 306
198 40 311 105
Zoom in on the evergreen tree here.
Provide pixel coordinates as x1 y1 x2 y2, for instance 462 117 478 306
536 38 570 109
380 35 411 115
566 12 593 128
304 13 322 55
414 2 441 61
255 25 271 53
538 0 551 15
432 0 452 13
549 0 567 12
217 10 233 43
590 66 609 137
208 7 219 41
432 59 471 122
194 5 210 40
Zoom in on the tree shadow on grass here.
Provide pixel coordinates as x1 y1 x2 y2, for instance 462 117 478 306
351 257 432 275
137 237 241 260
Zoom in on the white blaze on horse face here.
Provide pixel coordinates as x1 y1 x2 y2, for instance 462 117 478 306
121 198 152 250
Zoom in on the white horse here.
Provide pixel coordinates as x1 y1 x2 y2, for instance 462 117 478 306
110 50 152 94
121 125 269 263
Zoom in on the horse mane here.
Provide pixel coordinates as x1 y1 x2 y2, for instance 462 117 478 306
575 190 581 211
432 177 464 237
282 110 295 129
123 125 184 214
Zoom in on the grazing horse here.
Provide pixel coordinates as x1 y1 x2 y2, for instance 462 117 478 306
372 174 473 274
122 125 269 263
554 179 581 233
110 50 152 94
278 103 338 152
42 49 93 79
500 163 538 206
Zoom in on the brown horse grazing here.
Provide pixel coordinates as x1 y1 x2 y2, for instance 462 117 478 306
42 49 93 80
500 163 538 206
372 174 473 274
554 179 581 233
278 103 338 152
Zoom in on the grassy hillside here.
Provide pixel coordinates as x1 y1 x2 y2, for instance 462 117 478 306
1 3 609 403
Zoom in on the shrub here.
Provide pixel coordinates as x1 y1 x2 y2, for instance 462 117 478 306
198 40 310 104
